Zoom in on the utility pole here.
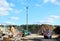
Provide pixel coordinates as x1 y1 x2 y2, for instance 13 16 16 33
26 6 28 31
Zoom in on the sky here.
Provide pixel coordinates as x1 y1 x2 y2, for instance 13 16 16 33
0 0 60 25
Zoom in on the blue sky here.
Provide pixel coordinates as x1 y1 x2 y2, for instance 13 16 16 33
0 0 60 25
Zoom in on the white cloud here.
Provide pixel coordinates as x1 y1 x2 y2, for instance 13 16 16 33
44 0 56 3
39 15 60 24
44 0 49 3
49 15 60 19
10 16 19 20
40 20 53 24
50 0 56 3
14 9 22 14
35 4 41 7
0 11 9 16
44 0 60 5
0 0 13 16
5 21 15 25
10 3 15 7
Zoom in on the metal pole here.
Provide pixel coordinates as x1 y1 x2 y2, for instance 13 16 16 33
26 6 28 31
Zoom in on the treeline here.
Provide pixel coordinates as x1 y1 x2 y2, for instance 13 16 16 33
54 25 60 34
0 24 60 34
20 24 41 33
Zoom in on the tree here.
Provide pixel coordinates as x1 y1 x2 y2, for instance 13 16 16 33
53 26 60 34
